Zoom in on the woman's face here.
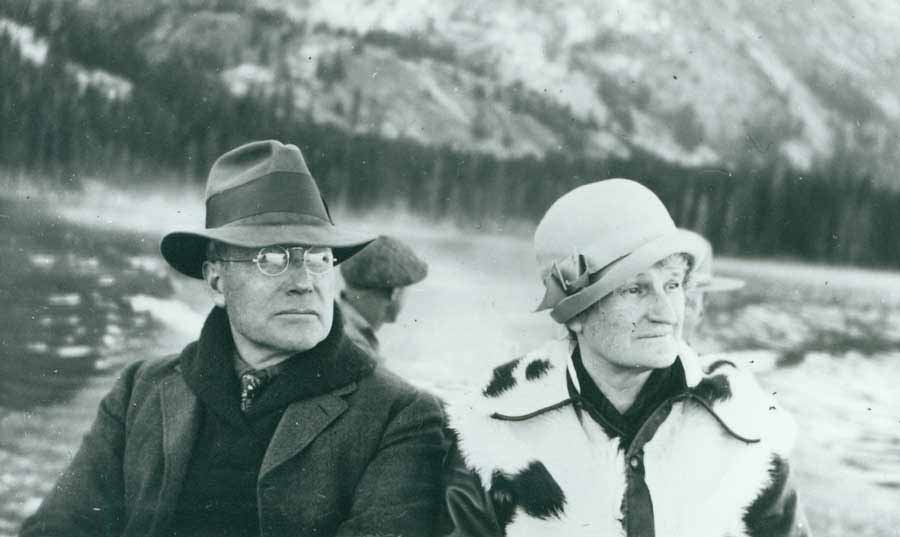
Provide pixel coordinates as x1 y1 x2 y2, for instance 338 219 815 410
572 255 688 372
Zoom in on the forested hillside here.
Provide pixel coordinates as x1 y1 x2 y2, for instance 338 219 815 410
1 0 899 266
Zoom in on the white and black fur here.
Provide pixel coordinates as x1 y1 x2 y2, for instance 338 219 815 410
446 339 797 537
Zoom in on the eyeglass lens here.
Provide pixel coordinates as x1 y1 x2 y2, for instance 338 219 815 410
255 246 334 276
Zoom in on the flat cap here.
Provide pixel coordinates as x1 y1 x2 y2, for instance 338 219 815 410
340 235 428 289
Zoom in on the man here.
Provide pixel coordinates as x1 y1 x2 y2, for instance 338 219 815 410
678 229 745 345
338 235 428 355
20 140 446 537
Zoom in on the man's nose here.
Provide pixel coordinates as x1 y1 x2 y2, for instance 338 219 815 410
284 264 314 292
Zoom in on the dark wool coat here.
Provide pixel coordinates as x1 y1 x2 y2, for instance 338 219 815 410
443 339 811 537
20 310 446 537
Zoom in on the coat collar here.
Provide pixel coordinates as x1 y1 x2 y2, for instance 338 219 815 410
180 304 375 427
153 304 376 525
474 337 765 444
152 369 202 534
259 382 356 478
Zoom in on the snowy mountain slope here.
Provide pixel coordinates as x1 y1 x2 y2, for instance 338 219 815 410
31 0 900 177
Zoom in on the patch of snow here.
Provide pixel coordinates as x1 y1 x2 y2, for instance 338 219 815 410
222 63 275 97
20 496 43 518
56 345 93 359
28 254 57 269
25 342 49 354
58 179 203 236
740 29 833 159
630 110 720 167
0 18 48 65
780 140 814 171
128 295 204 337
68 66 133 100
47 294 81 307
875 92 900 120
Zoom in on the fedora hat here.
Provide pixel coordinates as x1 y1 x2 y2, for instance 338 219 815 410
534 178 706 324
677 229 745 293
161 140 374 279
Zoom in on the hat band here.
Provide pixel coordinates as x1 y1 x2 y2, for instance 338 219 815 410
206 172 330 228
546 231 703 323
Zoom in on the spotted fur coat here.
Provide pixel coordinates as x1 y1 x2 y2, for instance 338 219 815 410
445 339 809 537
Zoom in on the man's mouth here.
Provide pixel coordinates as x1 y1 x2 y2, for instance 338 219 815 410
276 309 318 317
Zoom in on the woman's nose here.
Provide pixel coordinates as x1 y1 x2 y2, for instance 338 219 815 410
647 287 678 324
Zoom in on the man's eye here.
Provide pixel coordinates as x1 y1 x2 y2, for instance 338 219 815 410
626 286 642 295
665 281 683 292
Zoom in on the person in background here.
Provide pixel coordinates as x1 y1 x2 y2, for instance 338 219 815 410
679 228 745 345
442 178 809 537
339 235 428 356
20 140 446 537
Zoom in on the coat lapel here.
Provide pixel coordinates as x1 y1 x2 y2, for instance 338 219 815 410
259 382 357 478
150 370 201 533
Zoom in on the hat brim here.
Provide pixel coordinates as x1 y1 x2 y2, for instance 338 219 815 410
161 223 375 279
542 229 707 323
695 276 745 293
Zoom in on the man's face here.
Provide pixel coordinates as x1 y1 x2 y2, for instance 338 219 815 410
572 255 688 372
383 287 406 324
204 244 336 357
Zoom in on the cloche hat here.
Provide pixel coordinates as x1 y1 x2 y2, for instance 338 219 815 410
534 178 706 323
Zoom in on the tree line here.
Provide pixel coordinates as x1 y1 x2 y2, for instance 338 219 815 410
1 1 898 267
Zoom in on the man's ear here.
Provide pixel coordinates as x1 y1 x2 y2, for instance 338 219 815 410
202 260 227 308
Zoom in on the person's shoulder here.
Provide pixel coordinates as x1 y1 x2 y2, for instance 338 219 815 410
113 341 196 394
442 338 573 441
358 364 430 404
691 352 798 454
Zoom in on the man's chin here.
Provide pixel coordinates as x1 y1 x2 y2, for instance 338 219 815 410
283 336 326 354
267 328 329 354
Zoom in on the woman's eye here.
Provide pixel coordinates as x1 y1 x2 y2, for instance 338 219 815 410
626 286 642 295
665 281 682 291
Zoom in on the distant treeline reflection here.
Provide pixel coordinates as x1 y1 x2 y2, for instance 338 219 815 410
1 1 897 267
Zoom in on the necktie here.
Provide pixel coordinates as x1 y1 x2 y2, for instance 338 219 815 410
239 371 267 413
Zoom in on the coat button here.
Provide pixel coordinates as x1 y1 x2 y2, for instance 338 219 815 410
629 456 641 469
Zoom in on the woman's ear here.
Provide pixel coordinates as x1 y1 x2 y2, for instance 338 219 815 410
202 261 227 308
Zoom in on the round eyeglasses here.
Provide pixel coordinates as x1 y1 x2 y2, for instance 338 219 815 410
214 245 335 277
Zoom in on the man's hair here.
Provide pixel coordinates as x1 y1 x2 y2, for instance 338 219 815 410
206 240 248 263
342 283 394 300
205 240 223 262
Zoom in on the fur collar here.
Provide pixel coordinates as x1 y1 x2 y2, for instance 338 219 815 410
454 337 792 448
446 339 798 537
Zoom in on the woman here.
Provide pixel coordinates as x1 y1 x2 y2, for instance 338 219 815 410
443 179 809 537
